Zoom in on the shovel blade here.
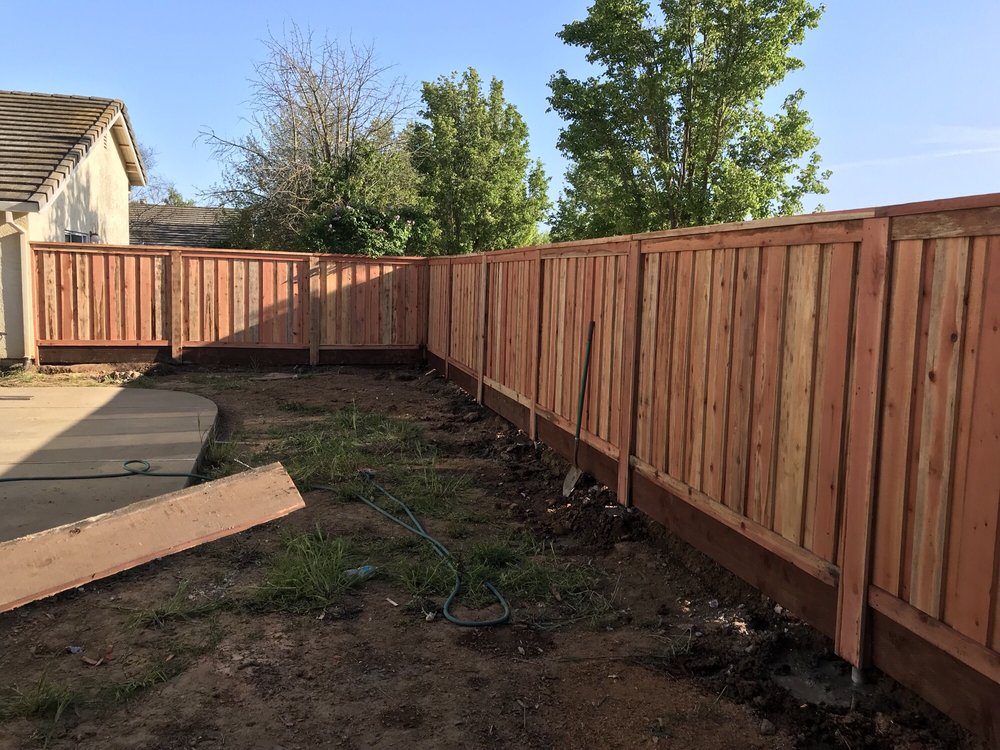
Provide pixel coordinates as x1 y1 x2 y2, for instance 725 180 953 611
562 465 584 497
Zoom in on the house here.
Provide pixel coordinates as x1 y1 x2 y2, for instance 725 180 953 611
0 90 145 365
129 203 235 247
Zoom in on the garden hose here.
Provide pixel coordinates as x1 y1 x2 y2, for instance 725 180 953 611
0 459 209 484
317 470 511 627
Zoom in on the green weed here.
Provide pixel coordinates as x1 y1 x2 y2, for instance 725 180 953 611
108 660 182 703
255 528 372 613
0 675 79 724
263 403 423 489
125 581 221 629
279 400 325 414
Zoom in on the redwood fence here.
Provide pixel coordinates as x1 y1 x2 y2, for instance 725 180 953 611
27 194 1000 740
30 243 428 364
425 195 1000 742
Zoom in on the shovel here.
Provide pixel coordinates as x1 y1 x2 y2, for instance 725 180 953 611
562 320 596 497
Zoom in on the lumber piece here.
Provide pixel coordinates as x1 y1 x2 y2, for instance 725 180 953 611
0 463 304 613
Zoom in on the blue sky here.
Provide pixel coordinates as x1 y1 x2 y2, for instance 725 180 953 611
5 1 999 213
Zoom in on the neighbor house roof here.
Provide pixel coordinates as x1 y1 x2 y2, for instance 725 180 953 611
0 90 145 212
129 203 236 247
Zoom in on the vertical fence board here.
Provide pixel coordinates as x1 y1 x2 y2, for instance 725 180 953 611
723 248 760 515
703 249 736 499
910 237 970 617
943 237 1000 642
668 252 694 476
836 217 891 668
805 243 854 562
747 247 788 526
773 245 821 543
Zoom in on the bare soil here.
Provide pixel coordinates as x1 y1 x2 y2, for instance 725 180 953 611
0 364 984 749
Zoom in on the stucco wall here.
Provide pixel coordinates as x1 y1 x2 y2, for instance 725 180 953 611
0 224 25 361
28 129 132 244
1 129 132 361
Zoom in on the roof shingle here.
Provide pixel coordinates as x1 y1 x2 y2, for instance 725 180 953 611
129 203 235 247
0 90 145 211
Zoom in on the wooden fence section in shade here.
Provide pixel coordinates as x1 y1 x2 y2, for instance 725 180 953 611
33 245 170 345
424 195 1000 743
31 243 429 364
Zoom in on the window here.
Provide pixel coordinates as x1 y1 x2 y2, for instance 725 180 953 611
65 231 88 243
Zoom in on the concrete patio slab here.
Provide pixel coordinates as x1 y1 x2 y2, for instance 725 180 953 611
0 387 217 542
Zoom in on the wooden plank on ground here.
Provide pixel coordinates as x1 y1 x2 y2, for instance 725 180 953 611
0 464 304 614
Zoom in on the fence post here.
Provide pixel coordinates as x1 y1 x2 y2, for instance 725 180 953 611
476 254 489 403
616 239 644 507
529 249 543 440
169 250 184 361
836 217 892 670
444 259 453 378
308 257 320 366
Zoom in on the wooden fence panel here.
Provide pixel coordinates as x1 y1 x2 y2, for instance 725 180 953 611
871 232 1000 649
448 259 482 372
32 244 428 355
34 246 169 345
427 261 450 356
632 241 857 566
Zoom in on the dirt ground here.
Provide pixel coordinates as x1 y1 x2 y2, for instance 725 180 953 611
0 364 985 749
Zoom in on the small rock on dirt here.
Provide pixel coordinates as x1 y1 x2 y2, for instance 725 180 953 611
759 718 776 736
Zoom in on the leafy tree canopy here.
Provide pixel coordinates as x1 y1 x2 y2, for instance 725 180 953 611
548 0 829 240
205 24 423 255
409 68 549 254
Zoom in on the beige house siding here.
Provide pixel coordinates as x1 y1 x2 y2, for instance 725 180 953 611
0 221 26 361
1 134 132 361
28 130 132 244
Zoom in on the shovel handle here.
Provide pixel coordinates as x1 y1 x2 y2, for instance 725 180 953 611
573 321 596 465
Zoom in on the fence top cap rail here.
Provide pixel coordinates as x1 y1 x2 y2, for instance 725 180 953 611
431 191 1000 260
29 241 427 263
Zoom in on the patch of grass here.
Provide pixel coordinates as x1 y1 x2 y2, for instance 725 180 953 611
108 660 183 703
199 434 243 479
458 535 610 619
392 462 473 520
279 400 325 415
187 373 244 391
0 675 79 724
255 527 372 613
355 530 611 624
263 403 423 489
0 367 37 386
125 581 221 629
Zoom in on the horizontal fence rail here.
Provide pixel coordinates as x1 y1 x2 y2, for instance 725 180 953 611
31 244 429 365
25 194 1000 740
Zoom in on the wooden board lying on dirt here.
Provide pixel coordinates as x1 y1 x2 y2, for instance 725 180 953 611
0 463 303 613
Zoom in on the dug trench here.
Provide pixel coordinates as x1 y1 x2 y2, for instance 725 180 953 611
0 364 984 749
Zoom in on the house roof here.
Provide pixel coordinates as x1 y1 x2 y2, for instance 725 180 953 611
129 203 236 247
0 90 146 212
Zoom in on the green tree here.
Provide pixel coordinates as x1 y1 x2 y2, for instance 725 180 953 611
409 68 549 254
548 0 829 240
164 187 194 207
204 24 421 254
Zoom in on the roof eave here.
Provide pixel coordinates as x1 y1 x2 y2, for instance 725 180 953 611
0 199 41 213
